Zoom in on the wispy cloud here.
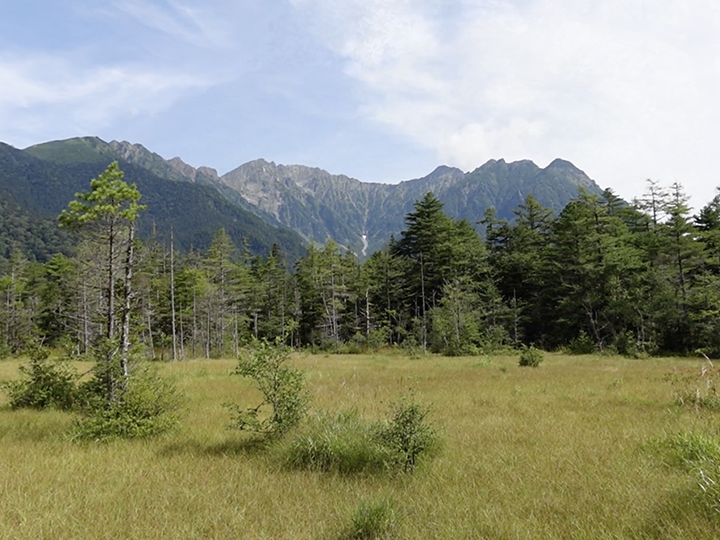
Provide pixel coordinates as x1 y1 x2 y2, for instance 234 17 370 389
110 0 231 48
0 52 211 147
291 0 720 204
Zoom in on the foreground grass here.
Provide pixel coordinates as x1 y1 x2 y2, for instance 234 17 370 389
0 352 718 539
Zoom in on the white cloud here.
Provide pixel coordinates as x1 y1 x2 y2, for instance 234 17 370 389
291 0 720 206
0 52 211 147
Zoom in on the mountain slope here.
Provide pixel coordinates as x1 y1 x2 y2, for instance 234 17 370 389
17 136 606 258
219 157 604 255
6 140 306 262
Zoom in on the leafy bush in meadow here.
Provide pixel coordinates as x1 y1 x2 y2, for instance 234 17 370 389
3 341 77 410
72 361 182 441
227 339 309 439
518 345 544 367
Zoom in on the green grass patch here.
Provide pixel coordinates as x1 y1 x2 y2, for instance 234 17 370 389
280 409 393 474
1 353 720 538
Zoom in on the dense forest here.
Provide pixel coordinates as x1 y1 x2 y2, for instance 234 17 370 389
2 165 719 359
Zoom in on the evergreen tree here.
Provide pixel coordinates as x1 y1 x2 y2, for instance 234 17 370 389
545 191 645 350
58 161 145 399
392 193 496 351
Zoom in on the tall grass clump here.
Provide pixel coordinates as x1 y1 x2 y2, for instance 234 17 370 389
696 461 720 517
651 432 720 522
654 432 720 469
339 497 397 540
281 410 393 474
666 359 720 410
282 395 438 474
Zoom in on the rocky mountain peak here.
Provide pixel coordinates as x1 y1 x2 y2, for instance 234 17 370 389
167 157 219 183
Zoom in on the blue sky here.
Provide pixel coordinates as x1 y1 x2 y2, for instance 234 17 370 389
2 0 719 210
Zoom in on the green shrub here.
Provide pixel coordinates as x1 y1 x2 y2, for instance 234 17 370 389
282 410 393 474
374 395 438 472
518 345 544 367
3 341 78 410
72 363 182 441
340 497 397 540
568 330 596 355
227 339 309 438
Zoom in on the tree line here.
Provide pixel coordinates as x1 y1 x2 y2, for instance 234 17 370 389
2 165 720 358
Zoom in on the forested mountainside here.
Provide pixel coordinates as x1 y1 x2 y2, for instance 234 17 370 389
24 137 603 256
1 141 306 264
3 172 720 360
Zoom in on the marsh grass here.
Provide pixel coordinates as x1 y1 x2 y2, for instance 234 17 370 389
1 354 719 538
340 497 397 539
279 409 394 474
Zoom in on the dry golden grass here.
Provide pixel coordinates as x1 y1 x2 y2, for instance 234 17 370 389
0 352 718 539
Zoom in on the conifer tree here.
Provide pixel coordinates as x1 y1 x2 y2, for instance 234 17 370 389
59 161 145 399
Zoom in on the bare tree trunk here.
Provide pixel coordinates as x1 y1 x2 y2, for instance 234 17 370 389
146 307 155 360
82 279 89 355
365 288 371 339
205 299 211 359
170 229 178 361
120 223 136 384
192 288 197 358
420 252 427 354
107 221 116 340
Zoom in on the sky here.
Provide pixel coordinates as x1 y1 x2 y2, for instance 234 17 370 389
2 0 720 210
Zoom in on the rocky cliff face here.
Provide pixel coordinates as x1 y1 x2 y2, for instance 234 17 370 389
22 136 605 257
218 157 603 255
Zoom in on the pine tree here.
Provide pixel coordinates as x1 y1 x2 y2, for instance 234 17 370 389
58 161 145 399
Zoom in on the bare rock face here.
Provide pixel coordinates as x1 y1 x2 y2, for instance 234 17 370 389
197 166 219 181
217 157 603 256
22 135 606 258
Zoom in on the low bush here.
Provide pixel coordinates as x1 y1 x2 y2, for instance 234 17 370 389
374 395 438 472
281 410 393 474
3 341 78 410
568 330 596 355
518 345 544 367
72 363 182 441
227 339 309 439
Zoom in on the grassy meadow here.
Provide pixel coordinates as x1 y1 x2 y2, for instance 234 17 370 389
1 352 719 539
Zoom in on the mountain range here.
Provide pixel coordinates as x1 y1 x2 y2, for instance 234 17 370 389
1 136 604 263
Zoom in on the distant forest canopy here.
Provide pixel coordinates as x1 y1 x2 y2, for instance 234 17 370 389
2 167 720 358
